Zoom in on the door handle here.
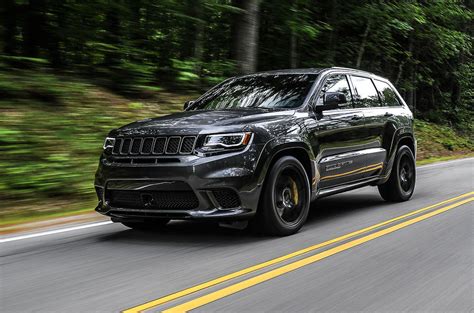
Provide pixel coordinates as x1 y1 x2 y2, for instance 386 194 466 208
384 112 394 117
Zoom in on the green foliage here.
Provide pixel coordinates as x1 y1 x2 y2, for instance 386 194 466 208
171 58 236 86
415 120 473 160
0 0 471 123
0 66 196 210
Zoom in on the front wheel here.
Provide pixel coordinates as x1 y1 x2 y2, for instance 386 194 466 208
257 156 310 236
378 145 416 202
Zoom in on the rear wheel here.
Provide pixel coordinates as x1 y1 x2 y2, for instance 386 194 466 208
378 145 416 202
122 219 170 231
257 156 310 236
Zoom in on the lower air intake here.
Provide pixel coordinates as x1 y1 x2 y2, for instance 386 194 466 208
108 190 199 210
213 189 241 209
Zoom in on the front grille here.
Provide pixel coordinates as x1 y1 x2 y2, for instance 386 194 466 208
112 140 121 154
112 136 196 156
181 137 195 154
141 138 154 154
153 138 166 154
213 189 241 208
130 138 142 154
108 190 199 210
166 137 180 154
121 138 132 154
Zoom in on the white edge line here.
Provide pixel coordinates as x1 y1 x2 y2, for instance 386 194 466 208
0 221 113 243
1 157 472 244
419 157 473 169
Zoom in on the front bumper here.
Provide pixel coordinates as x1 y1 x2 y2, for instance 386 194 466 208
94 145 263 221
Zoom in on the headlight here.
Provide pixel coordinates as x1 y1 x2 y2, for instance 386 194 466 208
201 132 252 152
103 137 115 150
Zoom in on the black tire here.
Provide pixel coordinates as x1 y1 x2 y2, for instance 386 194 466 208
257 156 310 236
122 219 170 231
378 145 416 202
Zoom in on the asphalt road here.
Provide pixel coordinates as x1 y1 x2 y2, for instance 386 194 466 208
1 158 473 313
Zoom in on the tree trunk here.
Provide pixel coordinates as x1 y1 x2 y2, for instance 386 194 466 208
232 0 261 74
193 27 204 74
2 0 17 55
451 46 465 108
395 38 413 85
412 63 417 118
230 1 240 61
192 1 204 76
355 20 371 68
326 0 338 65
23 0 46 57
289 29 297 68
104 3 121 67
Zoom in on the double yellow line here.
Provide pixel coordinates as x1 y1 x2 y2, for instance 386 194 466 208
124 191 474 313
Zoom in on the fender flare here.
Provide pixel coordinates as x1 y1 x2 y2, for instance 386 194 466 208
255 137 316 194
379 132 416 183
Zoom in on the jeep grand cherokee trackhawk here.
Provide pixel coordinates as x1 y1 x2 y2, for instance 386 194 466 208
95 67 416 236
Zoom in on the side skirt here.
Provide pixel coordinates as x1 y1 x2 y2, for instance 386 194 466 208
315 176 381 199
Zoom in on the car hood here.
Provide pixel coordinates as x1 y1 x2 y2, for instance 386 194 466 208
113 108 296 136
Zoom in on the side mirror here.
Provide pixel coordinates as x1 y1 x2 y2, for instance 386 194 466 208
183 100 195 111
324 92 347 106
315 92 348 112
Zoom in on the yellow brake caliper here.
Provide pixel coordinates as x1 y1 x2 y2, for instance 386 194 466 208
289 178 299 205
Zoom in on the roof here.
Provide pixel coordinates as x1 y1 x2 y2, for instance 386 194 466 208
251 68 324 75
247 67 387 82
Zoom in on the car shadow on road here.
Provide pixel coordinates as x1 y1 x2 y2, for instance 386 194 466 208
97 189 386 245
306 191 385 226
97 219 258 246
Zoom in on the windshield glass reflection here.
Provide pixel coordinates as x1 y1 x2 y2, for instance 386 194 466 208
192 74 317 110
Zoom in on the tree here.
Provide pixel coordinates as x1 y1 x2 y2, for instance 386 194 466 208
232 0 261 74
0 0 471 130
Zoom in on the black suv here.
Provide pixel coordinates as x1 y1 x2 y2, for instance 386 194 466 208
95 67 416 236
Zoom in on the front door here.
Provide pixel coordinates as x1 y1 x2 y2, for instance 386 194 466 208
306 74 369 190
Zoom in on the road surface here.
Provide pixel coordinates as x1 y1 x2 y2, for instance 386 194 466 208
1 158 473 312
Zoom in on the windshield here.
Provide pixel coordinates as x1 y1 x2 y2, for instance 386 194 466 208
191 74 317 110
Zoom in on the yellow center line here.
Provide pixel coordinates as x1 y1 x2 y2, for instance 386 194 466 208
164 197 473 313
123 191 473 313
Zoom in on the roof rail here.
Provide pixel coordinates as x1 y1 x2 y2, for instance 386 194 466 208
329 66 375 75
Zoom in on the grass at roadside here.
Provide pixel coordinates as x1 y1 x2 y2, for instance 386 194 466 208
0 206 94 228
414 120 473 161
1 68 472 228
416 153 474 166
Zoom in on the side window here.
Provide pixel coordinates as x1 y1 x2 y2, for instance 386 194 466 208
374 80 401 107
316 74 352 107
351 76 381 108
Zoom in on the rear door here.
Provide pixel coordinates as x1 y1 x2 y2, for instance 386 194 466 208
349 75 387 178
372 79 410 164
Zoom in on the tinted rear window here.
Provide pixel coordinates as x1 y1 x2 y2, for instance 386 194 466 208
374 80 401 107
351 76 381 108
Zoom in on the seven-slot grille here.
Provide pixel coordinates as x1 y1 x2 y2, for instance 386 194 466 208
112 136 196 156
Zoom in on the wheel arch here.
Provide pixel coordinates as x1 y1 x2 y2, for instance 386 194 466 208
397 135 416 159
379 133 416 183
256 140 315 193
